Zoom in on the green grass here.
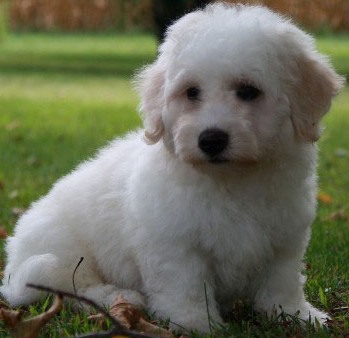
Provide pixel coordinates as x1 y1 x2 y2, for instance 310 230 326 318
0 33 156 226
0 32 348 337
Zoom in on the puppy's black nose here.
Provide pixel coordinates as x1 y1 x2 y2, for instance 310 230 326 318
198 129 229 157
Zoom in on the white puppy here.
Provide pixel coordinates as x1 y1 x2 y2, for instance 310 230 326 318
1 3 344 333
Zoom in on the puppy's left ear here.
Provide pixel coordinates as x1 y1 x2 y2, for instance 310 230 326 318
290 52 345 142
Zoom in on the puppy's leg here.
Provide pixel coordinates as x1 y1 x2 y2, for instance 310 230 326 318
140 250 223 333
1 253 146 310
1 253 67 306
253 255 329 325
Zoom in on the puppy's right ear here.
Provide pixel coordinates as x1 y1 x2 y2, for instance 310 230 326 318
135 9 207 145
135 61 166 144
135 8 207 144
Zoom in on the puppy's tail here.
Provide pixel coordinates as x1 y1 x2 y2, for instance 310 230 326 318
0 253 61 306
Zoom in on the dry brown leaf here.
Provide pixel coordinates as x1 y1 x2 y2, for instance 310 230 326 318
1 295 63 338
0 226 8 239
317 192 333 205
109 295 142 330
102 295 176 338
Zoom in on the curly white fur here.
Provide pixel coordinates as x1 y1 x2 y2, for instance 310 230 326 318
1 3 344 333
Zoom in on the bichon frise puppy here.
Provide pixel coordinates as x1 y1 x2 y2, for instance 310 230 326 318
1 3 344 333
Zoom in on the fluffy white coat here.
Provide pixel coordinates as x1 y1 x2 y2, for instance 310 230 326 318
1 3 344 333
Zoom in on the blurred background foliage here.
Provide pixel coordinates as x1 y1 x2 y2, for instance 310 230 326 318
0 0 348 35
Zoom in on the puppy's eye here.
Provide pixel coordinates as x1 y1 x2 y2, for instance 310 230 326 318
186 87 201 101
236 85 261 101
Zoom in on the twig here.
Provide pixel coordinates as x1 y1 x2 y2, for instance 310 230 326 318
26 283 159 338
72 257 84 309
72 257 84 296
26 283 122 330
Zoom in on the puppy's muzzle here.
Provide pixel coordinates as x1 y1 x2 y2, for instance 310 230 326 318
198 128 229 161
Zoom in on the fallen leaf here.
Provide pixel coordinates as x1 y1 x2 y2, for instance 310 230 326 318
0 226 8 239
0 180 4 191
91 295 176 338
317 192 333 205
109 295 142 330
0 295 63 338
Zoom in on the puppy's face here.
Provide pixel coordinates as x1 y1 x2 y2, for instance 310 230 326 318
161 40 291 165
136 4 344 166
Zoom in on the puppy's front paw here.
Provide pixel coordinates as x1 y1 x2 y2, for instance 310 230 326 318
304 306 330 327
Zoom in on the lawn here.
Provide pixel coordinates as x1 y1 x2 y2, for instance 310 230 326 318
0 32 348 337
0 33 156 226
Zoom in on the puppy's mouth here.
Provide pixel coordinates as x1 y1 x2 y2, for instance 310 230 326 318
208 157 229 164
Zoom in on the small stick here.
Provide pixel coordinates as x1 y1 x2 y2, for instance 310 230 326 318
26 283 123 330
26 283 158 338
72 257 84 296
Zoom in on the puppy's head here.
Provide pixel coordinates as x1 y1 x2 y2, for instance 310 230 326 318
135 4 344 165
